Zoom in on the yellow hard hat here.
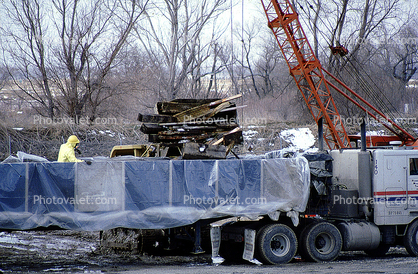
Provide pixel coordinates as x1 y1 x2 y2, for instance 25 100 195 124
67 135 80 144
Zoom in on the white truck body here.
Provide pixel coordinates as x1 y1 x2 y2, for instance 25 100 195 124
331 149 418 226
373 149 418 225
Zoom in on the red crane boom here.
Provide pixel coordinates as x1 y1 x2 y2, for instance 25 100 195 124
260 0 417 148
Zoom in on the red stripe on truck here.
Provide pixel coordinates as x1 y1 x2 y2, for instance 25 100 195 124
374 190 418 196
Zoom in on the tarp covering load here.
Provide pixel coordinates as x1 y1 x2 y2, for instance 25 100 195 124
0 157 310 231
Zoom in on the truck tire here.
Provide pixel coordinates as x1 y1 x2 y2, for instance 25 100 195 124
256 224 298 264
404 219 418 257
300 222 342 262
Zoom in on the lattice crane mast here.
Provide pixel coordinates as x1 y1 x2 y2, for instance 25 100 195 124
260 0 417 149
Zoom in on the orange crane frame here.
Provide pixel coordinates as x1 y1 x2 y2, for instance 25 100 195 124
260 0 417 149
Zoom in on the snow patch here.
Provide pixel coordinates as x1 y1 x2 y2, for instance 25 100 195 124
243 129 258 140
280 128 315 150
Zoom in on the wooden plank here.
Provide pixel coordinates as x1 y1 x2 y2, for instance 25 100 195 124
141 96 243 148
156 99 218 115
138 113 177 123
223 127 243 145
182 143 226 159
159 119 239 127
158 127 218 135
205 102 232 119
148 133 213 144
219 105 247 113
173 94 242 122
211 127 242 146
140 123 164 134
160 123 238 131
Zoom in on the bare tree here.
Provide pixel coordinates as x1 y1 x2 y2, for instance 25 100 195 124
392 25 418 84
187 30 228 99
51 0 148 120
299 0 323 58
299 0 402 68
1 0 148 122
1 0 56 118
296 0 409 117
254 39 284 98
0 65 8 91
237 22 261 98
203 42 226 98
217 41 239 96
390 23 418 110
135 0 228 100
232 22 283 99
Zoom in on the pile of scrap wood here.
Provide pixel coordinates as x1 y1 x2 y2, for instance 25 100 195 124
138 94 243 159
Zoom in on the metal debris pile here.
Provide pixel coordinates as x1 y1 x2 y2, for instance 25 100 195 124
138 95 243 159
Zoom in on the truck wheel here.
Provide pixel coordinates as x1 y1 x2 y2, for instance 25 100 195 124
256 224 298 264
300 222 342 262
404 219 418 257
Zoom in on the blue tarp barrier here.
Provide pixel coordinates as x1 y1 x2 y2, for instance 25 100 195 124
0 157 310 231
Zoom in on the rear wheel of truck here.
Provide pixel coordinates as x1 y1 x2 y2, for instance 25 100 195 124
300 222 342 262
256 224 298 264
404 219 418 257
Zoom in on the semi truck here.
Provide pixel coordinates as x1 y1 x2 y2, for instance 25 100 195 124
2 135 418 265
224 0 418 264
214 146 418 264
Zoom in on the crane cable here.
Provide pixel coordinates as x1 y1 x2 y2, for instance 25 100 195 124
301 0 406 121
297 2 385 134
297 1 415 137
346 56 417 134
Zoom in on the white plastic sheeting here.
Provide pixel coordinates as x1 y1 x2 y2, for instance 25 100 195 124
0 157 310 231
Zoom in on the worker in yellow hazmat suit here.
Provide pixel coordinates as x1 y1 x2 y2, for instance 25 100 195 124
58 135 84 162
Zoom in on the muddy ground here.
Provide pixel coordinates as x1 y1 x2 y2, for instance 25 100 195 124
0 230 417 274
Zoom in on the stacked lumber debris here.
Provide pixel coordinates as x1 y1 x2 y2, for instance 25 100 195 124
138 94 243 159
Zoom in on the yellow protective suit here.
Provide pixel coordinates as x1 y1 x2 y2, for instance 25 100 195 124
57 135 83 162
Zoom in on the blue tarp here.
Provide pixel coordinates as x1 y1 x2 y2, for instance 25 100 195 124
0 157 310 231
